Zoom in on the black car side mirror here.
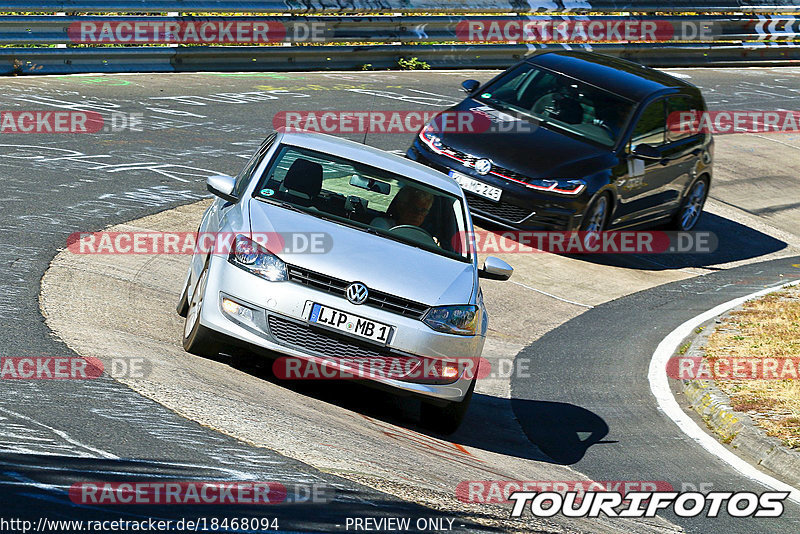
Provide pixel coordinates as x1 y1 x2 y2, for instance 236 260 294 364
631 143 661 160
461 79 480 95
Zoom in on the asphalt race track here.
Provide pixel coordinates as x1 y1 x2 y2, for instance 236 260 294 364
2 68 800 533
512 256 800 534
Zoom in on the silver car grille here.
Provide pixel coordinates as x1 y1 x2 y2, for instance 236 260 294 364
267 315 420 368
286 265 430 320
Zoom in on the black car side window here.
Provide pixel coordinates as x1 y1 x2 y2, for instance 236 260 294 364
631 100 666 148
667 95 703 142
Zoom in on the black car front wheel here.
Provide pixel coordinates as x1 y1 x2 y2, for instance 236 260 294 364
580 194 609 232
668 177 709 231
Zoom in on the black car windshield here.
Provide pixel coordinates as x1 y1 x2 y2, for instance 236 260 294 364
253 144 471 262
476 62 635 147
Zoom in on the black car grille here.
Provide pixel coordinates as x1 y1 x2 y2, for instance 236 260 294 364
286 265 429 320
527 212 572 229
440 145 529 183
267 315 420 370
464 193 533 223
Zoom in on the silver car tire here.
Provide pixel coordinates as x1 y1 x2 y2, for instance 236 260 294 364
182 265 221 358
420 377 475 435
176 272 190 317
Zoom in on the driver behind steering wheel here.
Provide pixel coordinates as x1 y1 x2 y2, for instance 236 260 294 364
371 186 433 230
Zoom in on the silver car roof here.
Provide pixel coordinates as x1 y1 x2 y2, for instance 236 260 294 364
276 131 463 197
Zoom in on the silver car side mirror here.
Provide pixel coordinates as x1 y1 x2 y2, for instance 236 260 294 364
479 256 513 281
207 174 238 202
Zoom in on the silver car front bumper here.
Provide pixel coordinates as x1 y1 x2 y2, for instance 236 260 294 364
198 254 483 402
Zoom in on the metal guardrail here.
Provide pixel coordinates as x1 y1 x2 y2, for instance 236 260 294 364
1 4 799 74
4 42 799 75
3 15 800 44
2 1 800 14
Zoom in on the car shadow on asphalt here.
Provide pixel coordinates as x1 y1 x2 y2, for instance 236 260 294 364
480 211 787 271
508 399 615 465
226 354 562 463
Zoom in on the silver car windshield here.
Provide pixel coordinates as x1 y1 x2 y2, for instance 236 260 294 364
477 63 635 147
254 144 471 262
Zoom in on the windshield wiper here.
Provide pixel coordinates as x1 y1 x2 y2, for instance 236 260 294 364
482 97 514 113
482 98 553 128
367 227 433 253
257 197 308 214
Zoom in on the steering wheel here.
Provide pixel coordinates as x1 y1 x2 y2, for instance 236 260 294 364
594 119 616 139
531 92 561 117
388 225 436 246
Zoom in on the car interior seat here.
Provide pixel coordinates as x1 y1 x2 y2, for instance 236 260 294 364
282 158 323 207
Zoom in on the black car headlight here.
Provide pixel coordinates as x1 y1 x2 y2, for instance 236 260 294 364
228 234 287 282
418 121 445 154
520 178 586 195
423 305 479 336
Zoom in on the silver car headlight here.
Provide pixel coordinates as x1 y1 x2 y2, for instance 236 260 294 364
423 305 479 336
228 234 287 282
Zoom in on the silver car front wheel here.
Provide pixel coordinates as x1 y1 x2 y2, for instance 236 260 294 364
183 265 221 358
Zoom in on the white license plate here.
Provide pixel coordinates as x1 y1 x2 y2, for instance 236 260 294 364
307 303 393 344
449 170 502 202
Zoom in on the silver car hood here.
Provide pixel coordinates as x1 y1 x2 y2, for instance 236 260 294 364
248 199 475 306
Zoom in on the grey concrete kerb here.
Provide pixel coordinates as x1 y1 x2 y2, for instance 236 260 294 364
677 310 800 488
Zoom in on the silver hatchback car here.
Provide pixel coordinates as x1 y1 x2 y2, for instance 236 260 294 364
177 131 512 433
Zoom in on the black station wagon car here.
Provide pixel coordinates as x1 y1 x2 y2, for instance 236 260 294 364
407 51 713 232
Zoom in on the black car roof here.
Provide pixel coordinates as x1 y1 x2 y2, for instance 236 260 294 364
526 51 696 102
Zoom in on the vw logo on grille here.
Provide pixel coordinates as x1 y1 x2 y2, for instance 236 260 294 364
474 158 492 175
346 282 369 305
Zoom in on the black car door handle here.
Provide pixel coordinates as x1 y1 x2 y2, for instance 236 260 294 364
661 148 701 165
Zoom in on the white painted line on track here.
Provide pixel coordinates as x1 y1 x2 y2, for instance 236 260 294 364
0 407 119 460
648 278 800 504
406 88 460 99
510 280 594 308
753 134 800 151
